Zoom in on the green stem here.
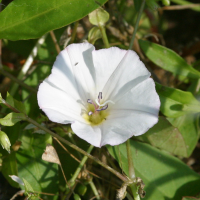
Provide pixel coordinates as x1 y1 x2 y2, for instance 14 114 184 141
99 25 110 48
0 68 37 94
70 145 94 183
126 140 140 200
50 31 61 54
25 117 128 183
129 0 146 50
89 180 100 200
129 183 140 200
70 21 79 44
170 0 200 11
126 140 135 180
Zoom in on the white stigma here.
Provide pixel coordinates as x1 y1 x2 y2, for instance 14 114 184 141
95 99 115 107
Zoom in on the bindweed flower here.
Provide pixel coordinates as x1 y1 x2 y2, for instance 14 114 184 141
37 43 160 147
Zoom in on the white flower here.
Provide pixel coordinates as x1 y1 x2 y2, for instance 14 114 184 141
37 43 160 147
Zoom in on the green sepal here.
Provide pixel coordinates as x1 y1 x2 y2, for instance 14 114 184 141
88 27 102 44
89 7 109 26
76 184 87 196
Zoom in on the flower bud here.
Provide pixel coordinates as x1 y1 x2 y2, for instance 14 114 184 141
73 194 81 200
0 131 11 153
77 184 87 196
162 0 170 6
88 27 101 44
89 7 109 26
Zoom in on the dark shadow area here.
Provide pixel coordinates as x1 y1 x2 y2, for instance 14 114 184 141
163 0 200 60
0 172 21 200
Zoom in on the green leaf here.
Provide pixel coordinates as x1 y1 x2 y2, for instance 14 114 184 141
137 117 187 157
0 113 26 126
0 0 107 40
156 83 200 117
23 178 39 200
16 132 58 200
0 131 11 153
6 92 26 114
4 122 22 146
23 178 35 193
0 93 5 104
167 113 200 157
107 140 200 200
139 40 200 79
137 115 199 157
2 152 19 188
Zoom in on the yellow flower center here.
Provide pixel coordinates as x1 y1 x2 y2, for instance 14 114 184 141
82 92 113 126
83 103 109 126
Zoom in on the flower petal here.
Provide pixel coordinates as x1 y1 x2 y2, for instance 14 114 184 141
100 50 151 101
100 109 159 146
47 49 80 100
38 80 86 124
71 121 102 147
99 78 160 147
48 43 96 104
92 47 127 95
66 43 96 101
111 78 160 115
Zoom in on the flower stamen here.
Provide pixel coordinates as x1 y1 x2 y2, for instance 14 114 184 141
88 111 93 116
98 92 102 103
96 104 108 111
85 92 111 125
87 99 93 104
